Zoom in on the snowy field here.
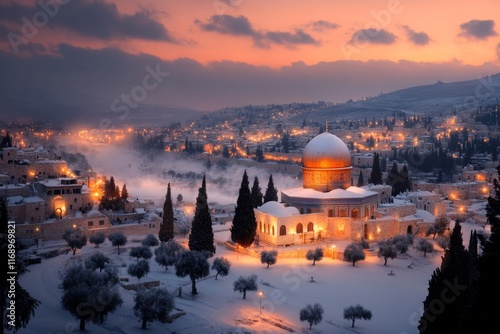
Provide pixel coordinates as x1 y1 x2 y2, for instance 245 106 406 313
15 222 484 334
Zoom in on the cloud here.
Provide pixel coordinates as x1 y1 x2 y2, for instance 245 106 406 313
195 15 319 48
1 44 499 120
308 20 339 32
0 0 173 41
459 19 497 40
402 26 430 45
349 28 396 45
195 15 255 36
264 29 319 46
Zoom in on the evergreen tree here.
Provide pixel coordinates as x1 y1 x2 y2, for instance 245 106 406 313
188 176 215 255
175 250 209 295
121 183 128 201
61 263 121 331
263 174 278 203
369 153 383 185
419 221 469 333
134 288 174 330
1 197 40 332
159 183 174 243
230 170 257 248
357 171 364 187
255 145 264 162
401 164 411 193
475 165 500 331
387 162 402 196
250 176 263 208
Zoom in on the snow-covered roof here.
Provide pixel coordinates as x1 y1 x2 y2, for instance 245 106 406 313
7 196 24 205
400 209 435 223
87 209 104 218
257 201 300 217
282 186 377 200
145 212 161 221
23 196 44 204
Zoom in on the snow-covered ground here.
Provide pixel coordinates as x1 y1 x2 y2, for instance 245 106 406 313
15 222 484 334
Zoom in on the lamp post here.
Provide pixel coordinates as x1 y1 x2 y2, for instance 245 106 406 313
259 291 263 316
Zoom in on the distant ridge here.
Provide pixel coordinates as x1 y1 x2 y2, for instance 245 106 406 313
301 73 500 122
0 86 206 127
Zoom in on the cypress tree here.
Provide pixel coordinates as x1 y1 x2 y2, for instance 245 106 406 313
356 171 364 187
369 153 383 185
188 176 215 255
121 183 129 201
250 176 263 208
419 220 469 333
159 183 174 243
475 165 500 331
401 164 411 193
387 162 401 196
263 174 278 203
231 170 257 248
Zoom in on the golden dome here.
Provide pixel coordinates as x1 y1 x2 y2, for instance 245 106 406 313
302 132 351 168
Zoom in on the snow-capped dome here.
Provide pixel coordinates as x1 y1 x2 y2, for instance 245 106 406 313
258 201 300 217
302 132 351 168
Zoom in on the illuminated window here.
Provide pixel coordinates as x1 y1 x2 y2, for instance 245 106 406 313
272 226 275 236
307 222 314 232
352 209 359 218
328 209 334 217
340 209 347 217
279 225 286 236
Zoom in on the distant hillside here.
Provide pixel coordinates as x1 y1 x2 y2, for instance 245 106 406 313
0 87 206 127
300 73 500 122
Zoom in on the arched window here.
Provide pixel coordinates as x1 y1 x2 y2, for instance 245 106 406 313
339 209 347 217
296 223 303 234
307 222 314 232
266 224 270 234
371 205 374 214
365 207 369 217
300 208 304 214
351 209 358 218
328 209 334 217
306 208 312 214
259 221 262 232
272 226 275 236
279 225 286 236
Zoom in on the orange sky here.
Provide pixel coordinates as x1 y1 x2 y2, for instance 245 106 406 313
1 0 499 112
105 0 500 68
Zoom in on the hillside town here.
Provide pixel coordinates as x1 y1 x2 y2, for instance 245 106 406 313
1 102 498 243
